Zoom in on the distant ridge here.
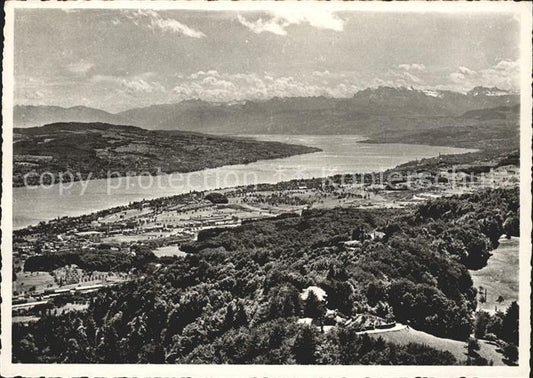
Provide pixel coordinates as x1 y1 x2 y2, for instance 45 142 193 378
14 105 129 128
15 86 519 135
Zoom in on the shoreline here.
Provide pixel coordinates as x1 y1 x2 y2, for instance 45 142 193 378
13 137 476 230
13 143 513 234
13 146 322 189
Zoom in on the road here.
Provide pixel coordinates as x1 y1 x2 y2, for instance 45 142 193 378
322 323 407 335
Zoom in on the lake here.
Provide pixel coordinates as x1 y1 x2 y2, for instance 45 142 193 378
13 135 475 229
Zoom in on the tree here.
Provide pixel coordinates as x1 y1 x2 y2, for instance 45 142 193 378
267 284 301 320
234 302 248 328
351 226 367 241
61 338 87 363
292 326 317 364
503 214 519 238
467 338 480 357
139 342 165 363
324 280 353 314
85 318 97 346
479 216 503 248
502 343 518 365
501 301 519 345
223 304 235 330
96 326 121 362
303 290 325 320
14 334 38 363
474 311 491 339
205 192 228 204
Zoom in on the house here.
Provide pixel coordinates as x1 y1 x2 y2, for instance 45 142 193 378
296 317 313 326
75 231 103 242
369 231 385 240
300 286 327 302
365 184 387 192
342 240 363 252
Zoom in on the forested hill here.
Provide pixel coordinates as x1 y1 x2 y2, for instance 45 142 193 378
14 188 519 364
12 122 320 187
365 104 520 151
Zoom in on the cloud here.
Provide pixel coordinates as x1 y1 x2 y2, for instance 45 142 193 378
23 90 48 100
494 59 518 71
237 15 288 36
15 73 86 105
238 9 345 36
312 70 331 77
447 59 519 92
402 71 423 84
189 70 220 80
125 10 205 38
477 59 519 90
449 72 465 83
380 66 427 87
171 71 359 102
18 58 519 112
398 63 426 71
67 60 94 75
458 66 476 75
91 72 165 96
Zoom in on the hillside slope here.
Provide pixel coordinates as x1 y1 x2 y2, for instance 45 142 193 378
371 327 505 365
13 122 320 187
364 104 519 150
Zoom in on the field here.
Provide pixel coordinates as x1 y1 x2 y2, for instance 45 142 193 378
470 237 519 313
13 272 56 295
371 327 505 365
152 245 187 258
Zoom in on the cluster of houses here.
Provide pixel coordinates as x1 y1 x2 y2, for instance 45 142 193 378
53 265 131 286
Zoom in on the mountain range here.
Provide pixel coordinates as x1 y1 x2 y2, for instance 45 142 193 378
14 86 519 135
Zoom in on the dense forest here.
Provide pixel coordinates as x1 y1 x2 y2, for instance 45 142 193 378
23 247 156 273
13 188 519 364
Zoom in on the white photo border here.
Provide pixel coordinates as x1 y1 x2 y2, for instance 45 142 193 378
1 1 531 377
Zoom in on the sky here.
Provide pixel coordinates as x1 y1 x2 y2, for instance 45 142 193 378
13 7 521 113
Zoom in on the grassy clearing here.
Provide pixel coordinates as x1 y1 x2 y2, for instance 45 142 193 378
14 271 57 294
153 245 187 258
470 237 519 313
371 328 504 365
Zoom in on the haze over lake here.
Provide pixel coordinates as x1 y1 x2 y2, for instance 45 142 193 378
13 135 474 229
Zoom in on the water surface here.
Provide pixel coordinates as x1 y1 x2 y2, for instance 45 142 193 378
14 135 475 229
